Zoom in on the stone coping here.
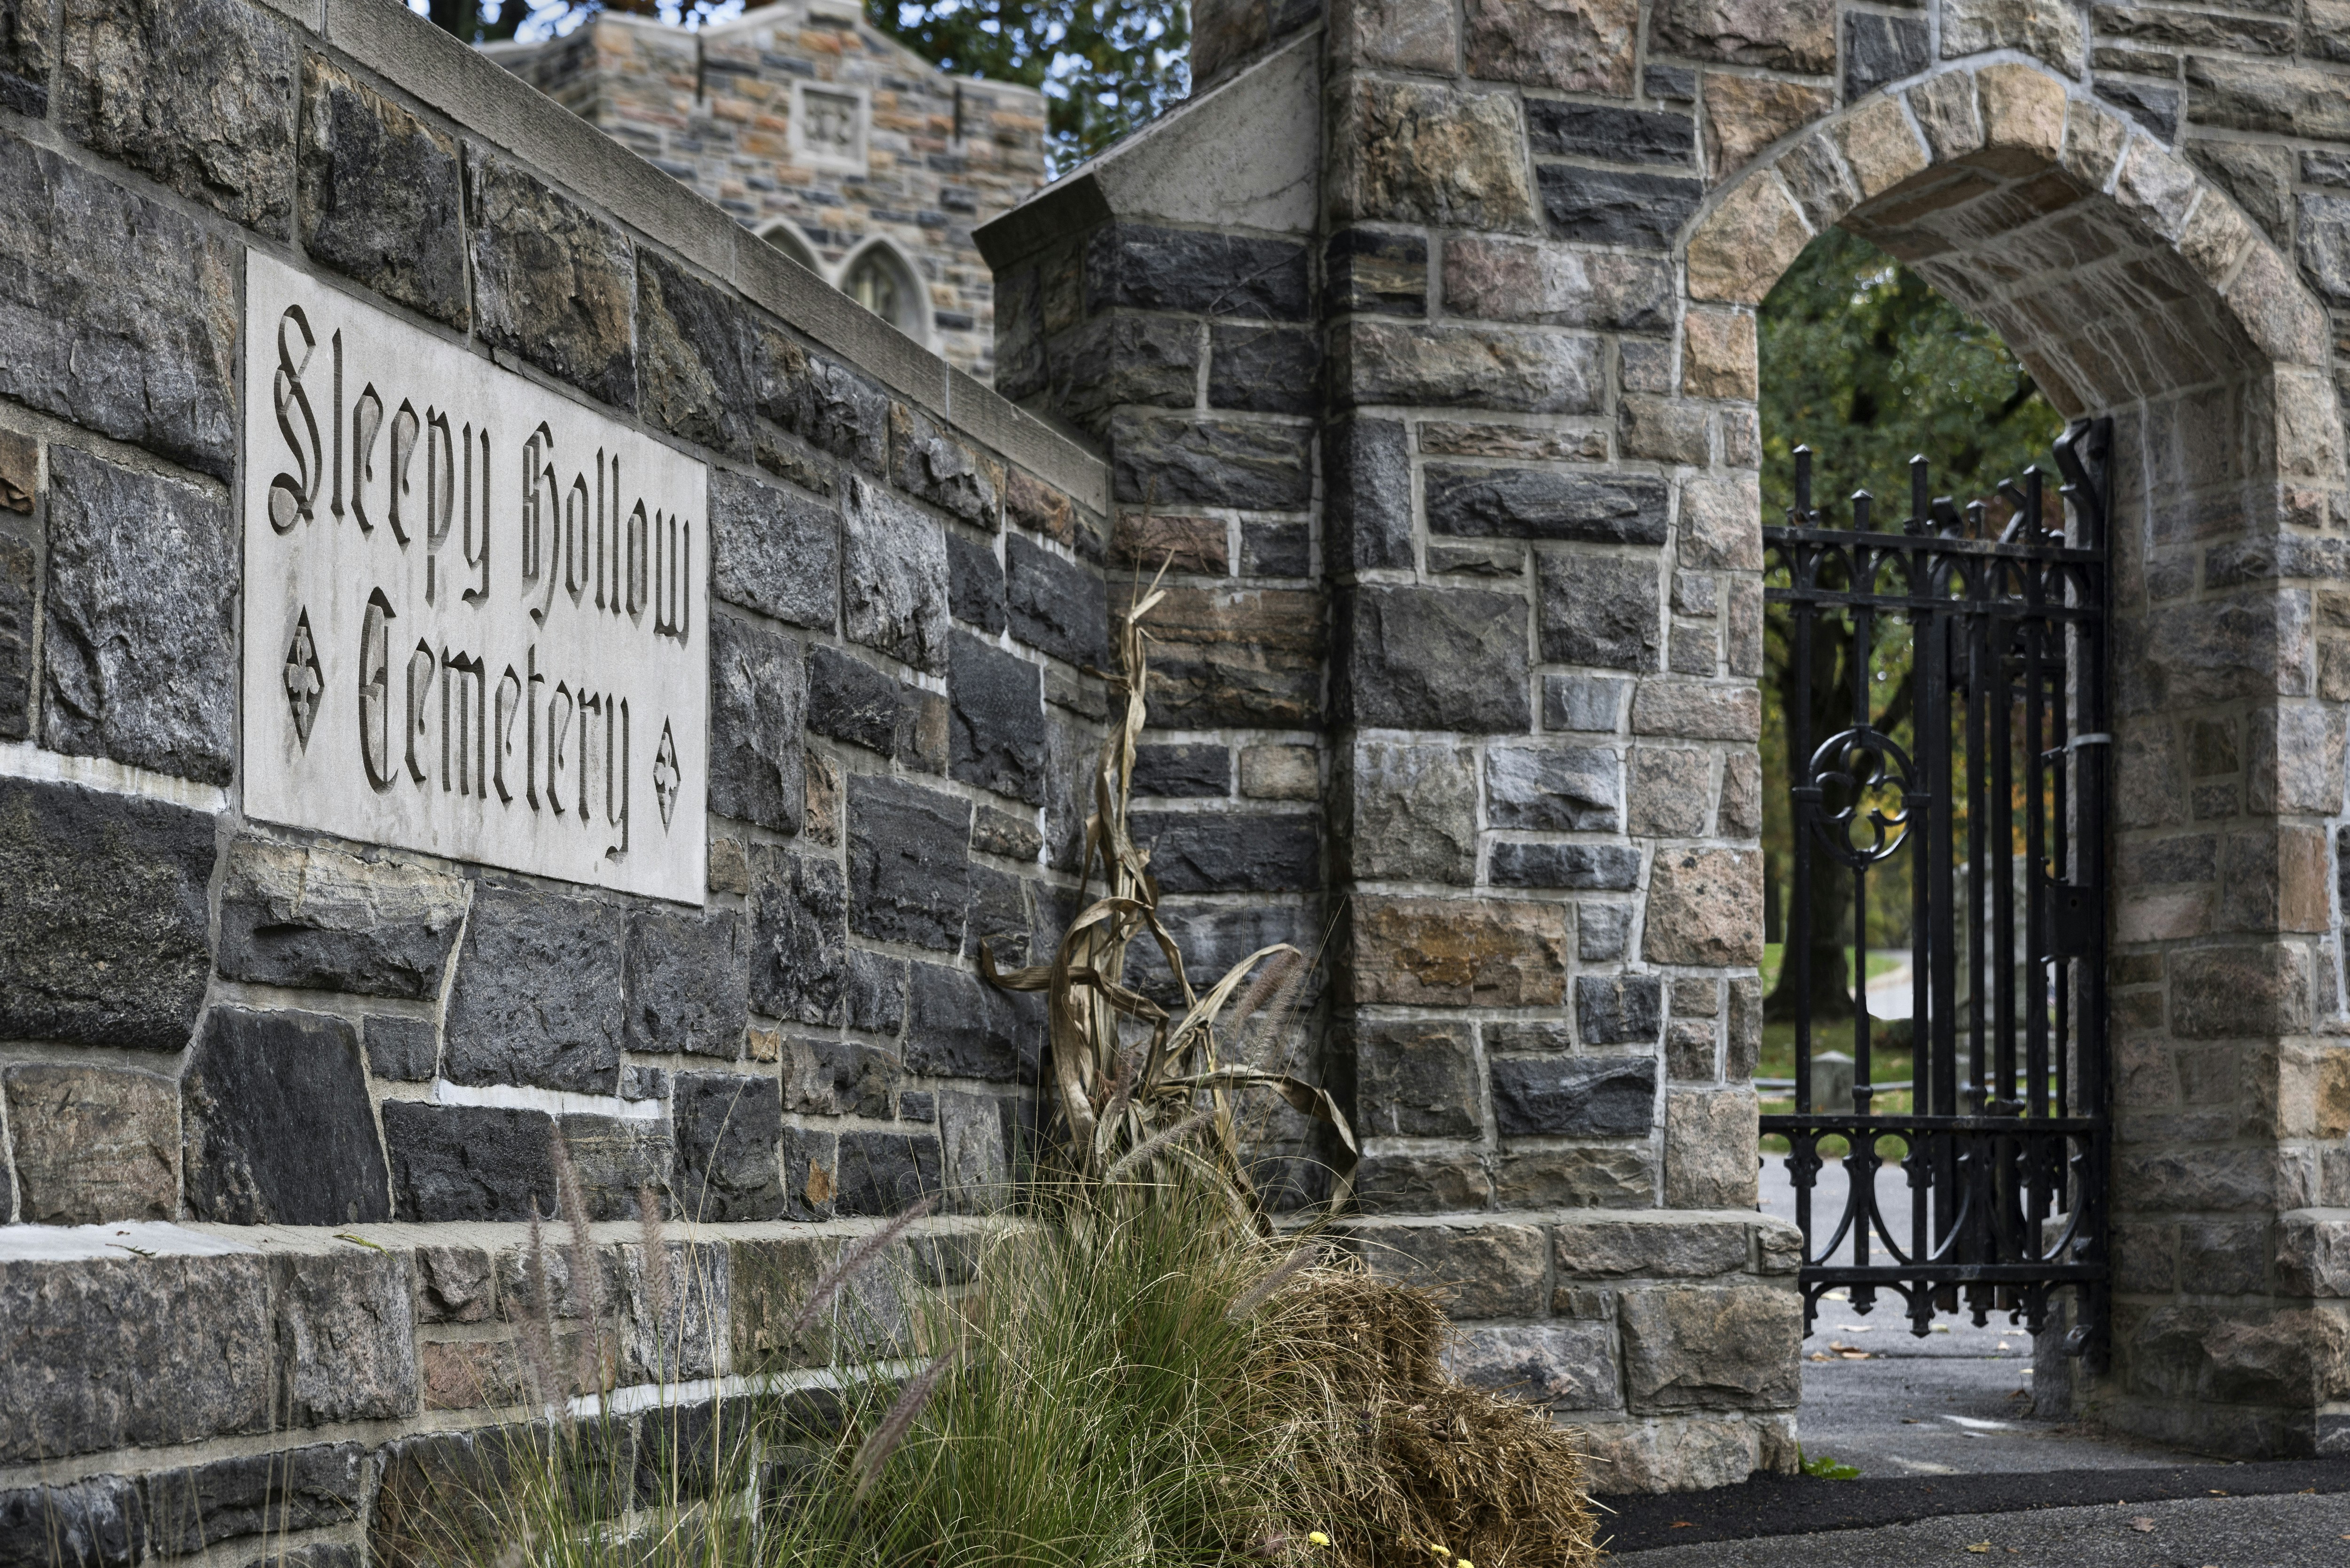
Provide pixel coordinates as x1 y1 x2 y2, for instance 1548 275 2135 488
0 1213 1002 1263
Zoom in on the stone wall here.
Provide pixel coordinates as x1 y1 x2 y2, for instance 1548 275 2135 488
981 0 2350 1483
0 0 1101 1557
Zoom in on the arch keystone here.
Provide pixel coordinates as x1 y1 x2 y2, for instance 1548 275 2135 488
1687 174 1810 304
1831 95 1929 199
1976 62 2066 170
1904 71 1985 162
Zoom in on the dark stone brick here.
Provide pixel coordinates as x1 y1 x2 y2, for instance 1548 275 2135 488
625 907 747 1058
2308 151 2350 188
1051 312 1199 434
1133 742 1230 797
1351 1020 1479 1138
1645 64 1697 100
1110 411 1314 510
965 860 1032 966
1130 810 1319 893
58 0 294 235
948 631 1048 805
467 146 634 410
846 949 908 1034
1486 744 1621 831
1325 418 1413 574
972 803 1044 859
215 840 465 1000
1242 521 1311 577
365 1016 436 1082
1576 974 1664 1045
893 406 999 529
0 133 236 478
1491 1054 1657 1138
749 846 847 1026
710 468 838 630
1525 102 1695 164
1843 13 1929 100
791 1037 901 1119
0 1476 143 1568
1338 586 1531 733
779 1124 837 1221
182 1008 388 1225
709 612 806 833
384 1101 557 1221
848 773 971 950
1325 227 1427 316
1489 843 1643 888
1005 535 1108 668
808 643 911 758
844 475 950 673
0 779 211 1052
1127 900 1313 1006
1539 552 1662 669
43 445 234 783
443 885 626 1093
674 1072 785 1223
948 530 1006 632
272 1248 416 1425
1085 224 1310 319
640 250 753 459
0 529 28 740
756 332 888 477
906 962 1043 1083
298 59 464 326
1425 463 1669 544
834 1129 945 1217
1207 324 1321 415
0 0 49 117
143 1444 362 1557
1537 166 1704 246
2298 192 2350 305
559 1112 672 1220
2098 78 2181 141
900 1090 937 1122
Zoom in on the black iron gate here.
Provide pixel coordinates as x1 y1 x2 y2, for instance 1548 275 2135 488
1758 417 2113 1365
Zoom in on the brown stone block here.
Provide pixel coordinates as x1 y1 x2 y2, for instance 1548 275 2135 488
1664 1087 1760 1207
2222 243 2333 369
1682 307 1758 400
1774 133 1862 230
1005 467 1091 558
1906 71 1985 162
2246 703 2342 817
3 1061 177 1224
1331 0 1457 71
1328 76 1542 233
1619 1280 1801 1412
2273 367 2346 483
1943 0 2087 78
1419 421 1610 461
1631 680 1760 740
1651 0 1835 72
1975 60 2069 168
2114 138 2199 243
2178 186 2255 287
1346 895 1568 1006
2124 1304 2349 1405
1463 0 1639 94
1355 1149 1495 1214
1836 96 1931 200
1345 1219 1549 1317
2248 1043 2350 1141
1703 74 1833 183
1687 174 1812 304
1494 1144 1656 1207
1629 747 1712 838
419 1337 521 1412
1678 471 1763 569
1441 236 1672 329
1122 585 1324 728
1112 511 1226 575
1332 317 1605 414
1620 395 1711 464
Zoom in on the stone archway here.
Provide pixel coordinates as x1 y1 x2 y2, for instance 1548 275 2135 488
1686 60 2350 1456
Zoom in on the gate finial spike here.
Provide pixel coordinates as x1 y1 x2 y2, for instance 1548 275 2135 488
1851 489 1872 532
1794 445 1814 519
1910 456 1930 533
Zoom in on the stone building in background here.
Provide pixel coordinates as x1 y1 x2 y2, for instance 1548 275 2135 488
491 0 1049 380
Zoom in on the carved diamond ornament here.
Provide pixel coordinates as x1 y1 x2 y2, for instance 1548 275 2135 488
652 721 681 828
283 610 323 746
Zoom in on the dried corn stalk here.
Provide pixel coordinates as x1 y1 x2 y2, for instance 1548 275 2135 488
980 569 1355 1214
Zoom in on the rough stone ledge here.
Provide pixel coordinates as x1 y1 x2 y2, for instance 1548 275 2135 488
0 1214 999 1264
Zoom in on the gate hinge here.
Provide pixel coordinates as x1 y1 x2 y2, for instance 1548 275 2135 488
2042 880 2097 959
2041 732 2110 762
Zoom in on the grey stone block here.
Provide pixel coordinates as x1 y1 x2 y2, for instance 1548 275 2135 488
365 1016 437 1082
273 1248 417 1425
298 59 464 325
1130 809 1319 892
0 1252 271 1462
1425 463 1668 544
781 1123 838 1221
625 907 748 1058
182 1008 390 1226
1491 1053 1657 1138
1109 411 1314 510
1325 227 1427 316
215 839 467 999
58 0 295 235
443 885 626 1093
1005 535 1107 668
2098 78 2180 142
710 468 838 630
3 1063 177 1225
0 133 236 478
1351 1020 1480 1138
948 630 1047 805
847 773 971 951
639 250 755 460
1338 586 1531 732
947 530 1006 633
757 332 889 478
1051 312 1200 433
808 642 910 759
1242 520 1311 577
1486 744 1621 832
0 1475 144 1568
0 0 48 118
1084 224 1310 319
1553 1215 1754 1279
142 1443 363 1558
834 1129 945 1217
384 1101 557 1221
893 406 998 529
1525 101 1695 164
748 846 846 1026
1490 842 1643 889
2300 193 2350 306
674 1071 785 1223
1843 12 1928 99
1207 323 1320 415
1133 742 1230 797
1339 740 1476 884
708 612 807 833
467 148 636 408
1619 1283 1802 1412
0 530 29 741
1445 1322 1621 1410
43 445 235 783
1579 902 1633 961
906 961 1044 1084
1537 166 1704 246
1539 552 1662 669
964 860 1032 966
938 1089 1008 1205
0 778 212 1051
843 475 950 674
845 948 908 1034
1577 973 1664 1044
1325 418 1413 574
1544 673 1629 731
1644 64 1698 100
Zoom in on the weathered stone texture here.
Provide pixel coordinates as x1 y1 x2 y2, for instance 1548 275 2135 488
1331 77 1542 232
384 1102 557 1222
274 1249 417 1425
1703 74 1833 182
1652 0 1833 70
1339 586 1531 732
1085 224 1310 318
183 1009 389 1226
0 0 50 116
710 468 839 630
1537 165 1705 248
1341 741 1477 883
624 907 748 1058
1665 1088 1759 1207
674 1072 786 1222
1426 465 1668 545
1554 1214 1759 1278
1491 1053 1658 1137
216 839 466 999
1463 0 1636 93
58 0 296 235
749 847 847 1026
1130 810 1318 893
0 779 212 1052
907 962 1043 1084
299 58 465 325
1005 535 1107 669
708 612 807 833
1350 1220 1549 1319
843 475 951 673
1352 1020 1481 1138
467 146 635 409
443 885 627 1094
1539 553 1663 670
43 446 235 784
1111 412 1313 510
758 335 890 478
1578 973 1665 1045
847 773 971 951
1443 237 1672 328
1620 1283 1802 1411
1349 897 1568 1006
1943 0 2087 76
3 1063 178 1224
143 1443 365 1555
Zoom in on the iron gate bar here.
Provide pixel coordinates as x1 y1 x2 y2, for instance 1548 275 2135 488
1758 417 2113 1368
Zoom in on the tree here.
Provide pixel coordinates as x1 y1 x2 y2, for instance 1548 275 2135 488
864 0 1189 172
421 0 728 45
1757 227 2065 1022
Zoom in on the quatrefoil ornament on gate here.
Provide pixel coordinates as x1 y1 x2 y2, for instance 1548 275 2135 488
1801 725 1916 867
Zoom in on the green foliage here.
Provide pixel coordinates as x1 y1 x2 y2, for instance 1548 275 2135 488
864 0 1190 172
419 0 732 46
1799 1450 1863 1481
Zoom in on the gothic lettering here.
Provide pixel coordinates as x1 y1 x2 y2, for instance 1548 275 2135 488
270 307 321 534
359 590 396 791
352 385 383 533
387 400 420 546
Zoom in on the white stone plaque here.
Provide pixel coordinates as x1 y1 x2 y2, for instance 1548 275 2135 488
242 251 708 903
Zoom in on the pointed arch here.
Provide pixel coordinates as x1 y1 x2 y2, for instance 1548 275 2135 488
838 235 932 348
755 217 822 276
